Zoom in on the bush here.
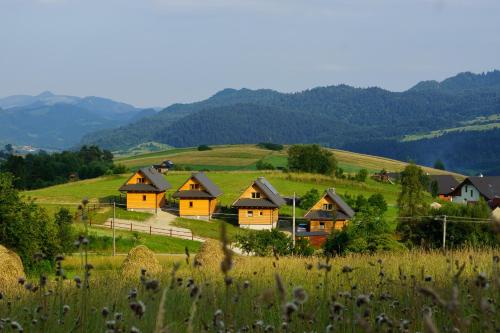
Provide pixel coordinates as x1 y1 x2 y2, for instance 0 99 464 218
197 145 212 151
256 160 275 170
235 229 313 256
112 164 128 174
355 169 369 182
257 142 284 151
287 144 337 175
299 188 320 210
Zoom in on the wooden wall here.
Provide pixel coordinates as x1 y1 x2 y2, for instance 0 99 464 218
179 198 217 217
238 208 278 225
126 192 165 209
309 220 347 233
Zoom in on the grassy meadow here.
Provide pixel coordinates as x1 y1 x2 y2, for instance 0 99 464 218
1 247 497 332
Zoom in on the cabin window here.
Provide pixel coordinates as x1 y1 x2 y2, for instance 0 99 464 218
190 184 200 190
247 210 254 217
137 177 145 184
259 211 264 216
322 203 333 210
470 190 473 197
319 222 325 230
142 195 147 201
189 201 193 208
251 192 261 199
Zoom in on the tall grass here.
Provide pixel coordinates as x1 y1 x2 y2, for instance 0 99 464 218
1 248 497 332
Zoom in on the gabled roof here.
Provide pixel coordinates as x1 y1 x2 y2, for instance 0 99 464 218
456 176 500 200
172 172 222 199
119 167 172 192
428 175 459 195
231 177 285 209
254 177 286 207
304 188 355 220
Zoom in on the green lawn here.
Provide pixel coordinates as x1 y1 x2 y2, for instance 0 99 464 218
74 224 201 254
172 217 246 241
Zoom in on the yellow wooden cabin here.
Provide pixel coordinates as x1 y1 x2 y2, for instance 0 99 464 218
119 167 172 213
300 188 355 247
232 177 285 230
172 172 222 219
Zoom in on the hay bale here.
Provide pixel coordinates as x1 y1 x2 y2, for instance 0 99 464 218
492 207 500 223
0 245 25 287
194 239 225 267
121 245 162 277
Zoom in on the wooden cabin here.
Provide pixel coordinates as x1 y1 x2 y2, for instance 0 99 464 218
172 172 222 219
428 175 459 201
299 188 355 247
232 177 286 230
119 167 172 213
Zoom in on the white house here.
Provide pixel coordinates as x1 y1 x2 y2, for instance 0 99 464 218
451 176 500 205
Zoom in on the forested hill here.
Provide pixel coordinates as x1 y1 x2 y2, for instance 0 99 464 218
80 70 500 175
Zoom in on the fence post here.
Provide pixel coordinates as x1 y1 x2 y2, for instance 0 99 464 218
442 215 447 251
170 228 172 237
130 223 133 232
150 225 152 235
112 201 116 257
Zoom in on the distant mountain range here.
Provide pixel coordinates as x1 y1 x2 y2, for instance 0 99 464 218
0 91 155 148
79 70 500 174
2 71 499 174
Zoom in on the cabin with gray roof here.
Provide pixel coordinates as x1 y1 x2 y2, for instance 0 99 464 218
172 172 222 219
119 167 172 213
301 188 355 247
428 175 459 201
451 176 500 207
232 177 285 230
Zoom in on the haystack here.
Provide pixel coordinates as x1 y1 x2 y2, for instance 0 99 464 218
121 245 162 277
492 207 500 223
194 239 237 269
0 245 25 288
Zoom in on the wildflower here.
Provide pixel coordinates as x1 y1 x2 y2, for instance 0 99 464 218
128 288 138 300
18 277 25 285
129 301 146 318
424 275 432 282
292 287 308 304
101 307 110 318
130 326 141 333
145 279 160 291
10 321 23 332
475 272 489 289
283 302 298 321
356 294 370 307
243 280 250 289
63 305 70 315
341 266 353 273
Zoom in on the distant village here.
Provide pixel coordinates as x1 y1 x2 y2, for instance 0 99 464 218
119 160 500 247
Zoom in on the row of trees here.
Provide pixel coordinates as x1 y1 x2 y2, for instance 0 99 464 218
0 145 126 189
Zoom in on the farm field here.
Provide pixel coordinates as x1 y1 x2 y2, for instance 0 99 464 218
2 248 497 332
114 144 463 177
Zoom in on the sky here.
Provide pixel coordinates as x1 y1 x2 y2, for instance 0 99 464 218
1 0 499 107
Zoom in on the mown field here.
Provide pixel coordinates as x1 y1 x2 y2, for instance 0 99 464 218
114 144 463 176
2 247 497 332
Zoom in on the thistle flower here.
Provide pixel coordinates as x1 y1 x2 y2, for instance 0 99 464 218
292 287 308 304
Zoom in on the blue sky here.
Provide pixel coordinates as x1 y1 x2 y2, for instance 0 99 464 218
1 0 499 107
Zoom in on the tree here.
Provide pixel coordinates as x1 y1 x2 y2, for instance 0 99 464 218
397 163 428 217
256 160 275 170
287 144 337 175
0 173 62 269
430 180 439 198
367 193 388 213
355 169 369 182
54 208 75 254
433 159 445 170
299 188 320 210
4 144 13 154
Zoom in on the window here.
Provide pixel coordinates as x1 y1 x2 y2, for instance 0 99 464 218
247 210 254 217
251 192 261 199
470 190 473 197
142 195 147 201
322 203 333 210
259 211 264 216
190 184 200 190
189 201 193 208
137 177 145 184
319 222 325 230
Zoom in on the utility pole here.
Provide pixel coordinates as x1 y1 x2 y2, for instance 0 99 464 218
442 215 447 251
292 192 296 247
112 201 116 257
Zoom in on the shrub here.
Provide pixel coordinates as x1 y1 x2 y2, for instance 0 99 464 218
197 145 212 151
354 168 369 182
256 160 275 170
287 144 337 175
235 229 313 256
257 142 284 151
299 188 320 210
